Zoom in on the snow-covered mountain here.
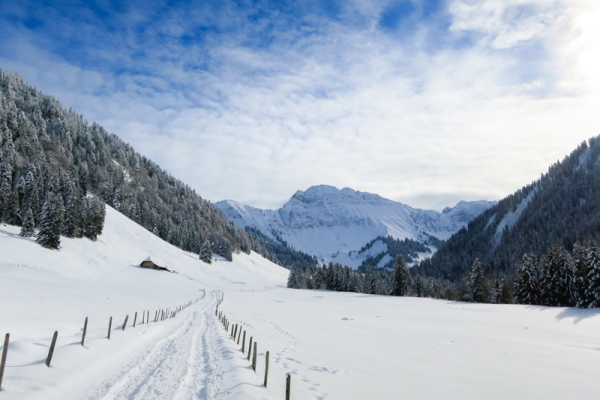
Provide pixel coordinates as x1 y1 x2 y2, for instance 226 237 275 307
216 185 496 268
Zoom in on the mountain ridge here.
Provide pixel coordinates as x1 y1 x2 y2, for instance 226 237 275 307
216 185 496 268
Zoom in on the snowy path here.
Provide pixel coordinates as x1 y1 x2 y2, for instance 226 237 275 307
81 292 239 400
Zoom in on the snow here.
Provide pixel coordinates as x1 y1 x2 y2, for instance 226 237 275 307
0 205 288 399
216 185 496 268
112 160 133 184
2 204 600 399
493 189 537 247
221 288 600 400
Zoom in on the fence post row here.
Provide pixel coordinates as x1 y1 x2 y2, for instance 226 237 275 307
252 342 257 372
45 331 58 367
248 337 253 361
0 333 9 391
264 351 270 388
81 317 88 346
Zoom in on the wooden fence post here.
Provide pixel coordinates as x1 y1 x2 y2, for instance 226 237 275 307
133 312 137 328
141 310 145 325
45 331 58 367
252 342 257 371
122 315 129 331
0 333 9 391
242 331 246 354
237 327 241 344
264 351 270 388
248 337 253 361
81 317 88 346
286 374 291 400
107 317 112 339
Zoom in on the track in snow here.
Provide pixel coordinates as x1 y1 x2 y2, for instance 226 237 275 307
83 292 223 400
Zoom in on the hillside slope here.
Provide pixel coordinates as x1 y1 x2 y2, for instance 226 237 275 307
0 204 288 399
415 138 599 281
216 185 494 267
0 68 291 265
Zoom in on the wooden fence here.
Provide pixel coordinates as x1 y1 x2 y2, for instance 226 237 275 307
215 297 292 399
0 289 206 392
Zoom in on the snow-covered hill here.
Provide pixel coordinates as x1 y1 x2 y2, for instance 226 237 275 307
216 185 495 267
0 205 288 399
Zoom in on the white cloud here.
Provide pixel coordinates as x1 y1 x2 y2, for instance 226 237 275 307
2 0 600 211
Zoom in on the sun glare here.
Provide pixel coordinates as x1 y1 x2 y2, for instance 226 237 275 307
572 5 600 90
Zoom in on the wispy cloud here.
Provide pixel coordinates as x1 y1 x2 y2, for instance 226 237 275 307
1 0 599 210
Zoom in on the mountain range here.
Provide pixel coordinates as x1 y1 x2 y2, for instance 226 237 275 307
216 185 495 268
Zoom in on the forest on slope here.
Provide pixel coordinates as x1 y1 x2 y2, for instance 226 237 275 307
413 138 599 282
0 68 312 267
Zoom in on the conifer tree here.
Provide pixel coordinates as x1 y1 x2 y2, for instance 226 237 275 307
305 266 315 289
514 253 541 305
0 161 12 218
498 278 513 304
36 192 64 249
392 255 412 296
20 207 35 237
364 266 377 294
314 267 324 289
199 240 212 264
573 242 589 307
540 245 576 306
6 188 21 225
584 243 600 308
470 258 490 303
287 269 299 289
460 270 474 302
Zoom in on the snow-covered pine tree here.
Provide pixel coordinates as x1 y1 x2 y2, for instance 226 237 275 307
514 253 541 305
470 258 490 303
540 244 576 306
365 266 377 295
199 240 212 264
573 242 589 308
305 266 315 289
287 269 299 289
392 255 412 296
6 188 21 225
20 207 35 237
351 272 363 293
62 176 82 237
23 170 39 221
460 270 473 302
584 243 600 308
314 266 324 289
498 278 513 304
36 192 64 249
0 160 12 218
84 196 105 241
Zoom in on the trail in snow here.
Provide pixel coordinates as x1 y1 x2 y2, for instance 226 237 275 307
83 292 223 400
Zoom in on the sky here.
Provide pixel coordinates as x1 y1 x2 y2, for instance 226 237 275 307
1 0 599 211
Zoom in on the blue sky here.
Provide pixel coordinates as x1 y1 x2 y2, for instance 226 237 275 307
1 0 599 210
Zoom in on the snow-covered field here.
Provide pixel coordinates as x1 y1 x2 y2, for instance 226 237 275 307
3 205 600 399
221 289 600 400
0 206 288 399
